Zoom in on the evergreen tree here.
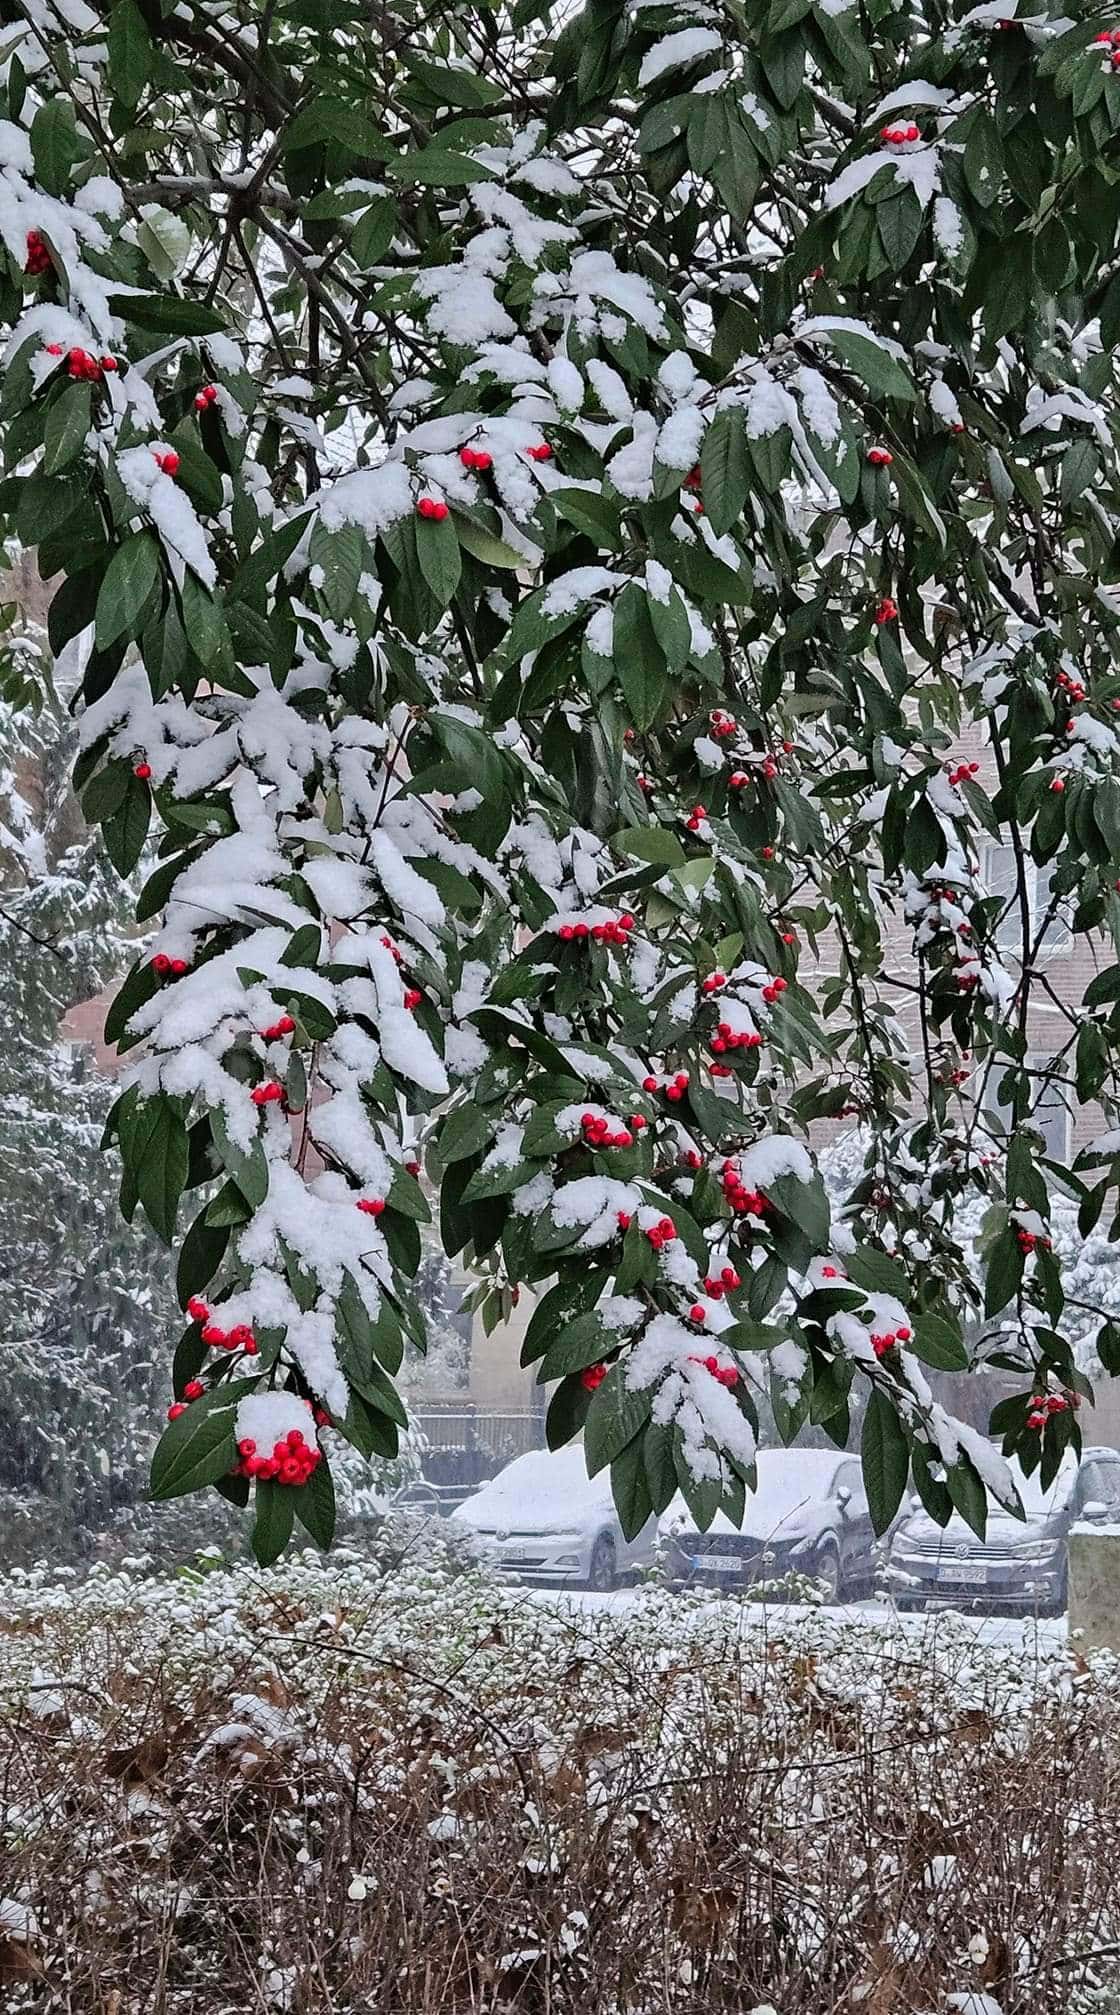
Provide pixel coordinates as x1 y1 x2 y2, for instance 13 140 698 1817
4 0 1120 1561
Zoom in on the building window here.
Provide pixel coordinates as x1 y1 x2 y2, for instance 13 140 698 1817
983 842 1067 954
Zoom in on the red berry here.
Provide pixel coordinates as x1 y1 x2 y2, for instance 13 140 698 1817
416 496 449 520
251 1081 285 1105
527 442 552 461
167 1402 187 1421
689 1304 706 1323
187 1298 209 1322
155 450 180 476
169 958 188 976
152 952 172 975
642 1076 658 1093
581 1362 607 1391
617 1211 632 1230
1050 776 1065 793
357 1196 386 1215
183 1379 205 1400
133 761 152 780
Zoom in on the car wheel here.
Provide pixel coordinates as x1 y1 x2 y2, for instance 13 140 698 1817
587 1533 617 1591
814 1540 841 1603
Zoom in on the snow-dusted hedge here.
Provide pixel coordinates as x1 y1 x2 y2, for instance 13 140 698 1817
0 1555 1119 2010
6 0 1120 1558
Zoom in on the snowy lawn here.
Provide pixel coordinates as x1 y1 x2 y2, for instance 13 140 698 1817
0 1548 1118 2012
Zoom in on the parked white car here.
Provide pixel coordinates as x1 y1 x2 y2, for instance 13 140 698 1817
450 1444 656 1589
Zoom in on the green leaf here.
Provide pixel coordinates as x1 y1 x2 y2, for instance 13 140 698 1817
984 1227 1024 1318
253 1478 297 1565
538 1312 609 1381
438 1102 492 1162
963 109 1003 208
613 583 666 730
552 487 623 548
861 1388 909 1535
392 147 497 184
416 511 461 608
95 532 161 649
699 407 750 535
820 327 915 402
611 1434 654 1541
293 1458 336 1549
126 1094 189 1245
583 1369 653 1475
107 0 152 106
101 773 151 877
910 1313 969 1372
31 100 86 196
211 1109 270 1209
107 292 228 337
150 1384 249 1500
613 825 687 868
43 383 91 475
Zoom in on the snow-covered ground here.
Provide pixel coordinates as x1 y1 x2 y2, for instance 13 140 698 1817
541 1584 1069 1653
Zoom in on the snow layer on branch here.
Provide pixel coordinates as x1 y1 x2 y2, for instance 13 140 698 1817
116 446 216 586
638 27 723 86
318 459 414 538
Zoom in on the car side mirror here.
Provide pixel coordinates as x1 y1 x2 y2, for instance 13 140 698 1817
1082 1498 1110 1522
836 1486 851 1511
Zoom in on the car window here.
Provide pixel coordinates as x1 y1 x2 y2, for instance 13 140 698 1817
834 1461 865 1504
1080 1460 1120 1511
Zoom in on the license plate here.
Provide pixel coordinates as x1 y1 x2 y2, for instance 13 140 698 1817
939 1562 987 1585
697 1554 743 1574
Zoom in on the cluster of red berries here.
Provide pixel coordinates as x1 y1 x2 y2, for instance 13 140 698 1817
683 1150 704 1171
261 1014 296 1040
357 1196 386 1216
646 1216 678 1250
1056 668 1087 703
702 971 727 995
881 122 920 143
663 1069 692 1103
580 1110 642 1150
867 447 893 467
236 1427 321 1485
194 383 218 412
720 1160 768 1216
689 1353 740 1388
459 445 493 470
557 913 636 945
955 965 979 992
947 761 981 786
24 230 52 275
188 1299 259 1355
709 710 738 740
1094 25 1120 60
403 987 423 1010
875 597 898 626
154 450 180 476
761 976 789 1006
870 1325 911 1358
151 952 189 977
58 346 112 380
1016 1227 1053 1253
711 1024 763 1055
251 1080 286 1106
1026 1393 1071 1430
581 1361 608 1391
685 804 708 832
416 497 448 520
703 1266 742 1298
526 442 552 462
167 1375 208 1421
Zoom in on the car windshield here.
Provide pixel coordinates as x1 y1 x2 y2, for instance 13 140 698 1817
471 1446 607 1517
1013 1460 1077 1517
749 1452 839 1522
